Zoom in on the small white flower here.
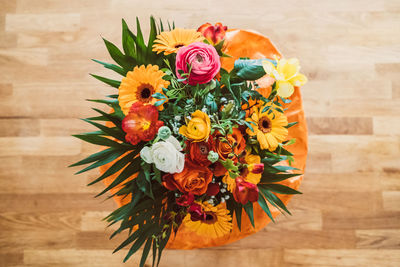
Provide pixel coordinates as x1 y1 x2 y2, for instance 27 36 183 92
174 115 181 121
220 188 226 193
140 136 184 174
221 198 226 203
224 195 230 200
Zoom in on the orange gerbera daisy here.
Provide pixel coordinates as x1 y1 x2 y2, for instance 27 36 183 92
152 28 204 55
118 65 169 115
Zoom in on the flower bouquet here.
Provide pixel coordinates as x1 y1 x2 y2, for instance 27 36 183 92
71 17 308 266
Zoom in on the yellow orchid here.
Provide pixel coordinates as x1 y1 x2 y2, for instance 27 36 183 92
262 58 308 98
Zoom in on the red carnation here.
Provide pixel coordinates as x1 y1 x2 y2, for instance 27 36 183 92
188 203 206 221
176 193 195 206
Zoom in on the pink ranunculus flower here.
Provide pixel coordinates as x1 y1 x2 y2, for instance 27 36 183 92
175 42 221 85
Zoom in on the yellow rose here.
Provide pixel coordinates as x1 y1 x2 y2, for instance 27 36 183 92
179 110 211 142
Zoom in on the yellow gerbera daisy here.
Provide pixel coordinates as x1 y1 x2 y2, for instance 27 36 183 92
152 28 204 55
223 150 262 192
183 202 232 238
118 64 169 115
246 104 288 151
262 58 308 98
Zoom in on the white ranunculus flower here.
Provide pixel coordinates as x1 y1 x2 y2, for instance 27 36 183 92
139 136 184 174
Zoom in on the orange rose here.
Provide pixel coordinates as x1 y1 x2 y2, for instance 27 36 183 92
213 128 246 176
214 128 246 160
162 159 213 195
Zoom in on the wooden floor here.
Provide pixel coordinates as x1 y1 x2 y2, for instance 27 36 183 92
1 0 400 266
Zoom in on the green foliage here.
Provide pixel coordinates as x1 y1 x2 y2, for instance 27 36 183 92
71 90 173 266
234 58 276 80
92 16 167 88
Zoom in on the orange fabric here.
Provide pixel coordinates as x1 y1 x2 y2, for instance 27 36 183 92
99 29 308 249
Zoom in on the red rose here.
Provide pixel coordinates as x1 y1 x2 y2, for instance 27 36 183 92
233 177 259 205
186 138 215 166
206 183 220 196
176 193 195 206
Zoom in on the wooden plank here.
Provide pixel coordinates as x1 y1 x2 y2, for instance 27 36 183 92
284 249 400 267
356 229 400 249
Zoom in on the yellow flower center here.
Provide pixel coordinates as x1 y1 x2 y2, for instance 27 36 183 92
142 121 151 130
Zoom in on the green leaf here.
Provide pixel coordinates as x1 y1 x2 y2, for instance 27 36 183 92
260 184 302 195
87 150 134 186
92 108 123 129
260 172 300 184
136 169 154 199
96 158 141 197
74 149 126 175
147 16 157 55
243 202 255 228
69 147 116 167
152 237 157 267
220 73 239 107
263 190 292 215
113 228 141 253
122 19 136 58
135 17 146 61
235 205 242 231
82 119 125 141
285 122 298 129
72 133 123 148
139 238 152 267
102 37 133 70
123 224 158 263
87 98 118 106
90 74 121 88
257 192 274 222
92 59 127 76
234 58 274 80
157 226 171 267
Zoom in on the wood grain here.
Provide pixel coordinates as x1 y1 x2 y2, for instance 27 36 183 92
1 0 399 266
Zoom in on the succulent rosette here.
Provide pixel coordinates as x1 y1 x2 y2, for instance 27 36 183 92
72 17 307 266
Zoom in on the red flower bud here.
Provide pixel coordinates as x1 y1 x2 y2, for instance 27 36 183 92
197 22 228 45
249 163 264 174
206 183 220 196
188 203 206 221
233 177 259 205
176 193 195 206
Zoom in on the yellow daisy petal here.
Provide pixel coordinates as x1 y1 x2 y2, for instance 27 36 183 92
276 80 295 98
152 28 204 55
289 73 308 87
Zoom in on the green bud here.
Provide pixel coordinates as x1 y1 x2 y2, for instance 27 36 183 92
157 126 171 140
207 151 219 163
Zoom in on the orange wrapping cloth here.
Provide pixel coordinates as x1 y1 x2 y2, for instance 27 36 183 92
99 29 308 249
